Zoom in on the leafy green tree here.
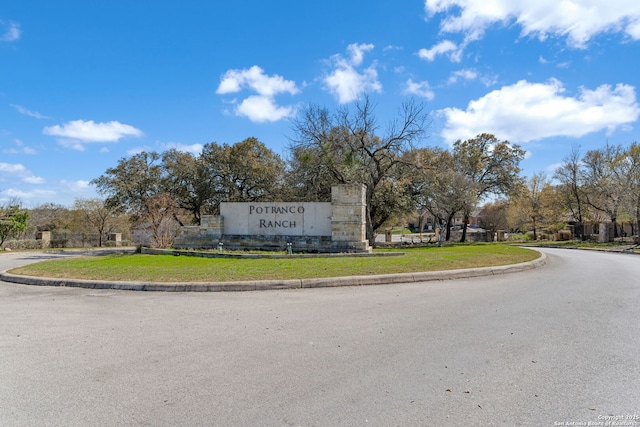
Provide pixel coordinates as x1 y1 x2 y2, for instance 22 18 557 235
407 147 471 241
507 173 566 240
453 133 525 242
284 144 335 202
91 151 164 222
290 96 429 244
201 138 286 208
161 149 216 224
0 202 29 246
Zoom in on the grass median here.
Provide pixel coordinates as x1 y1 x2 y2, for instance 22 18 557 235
8 244 540 283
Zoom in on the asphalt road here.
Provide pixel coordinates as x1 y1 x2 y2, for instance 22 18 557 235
1 248 639 426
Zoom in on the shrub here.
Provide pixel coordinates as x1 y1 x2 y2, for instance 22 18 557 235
3 239 44 250
49 239 69 248
558 229 573 241
507 233 529 242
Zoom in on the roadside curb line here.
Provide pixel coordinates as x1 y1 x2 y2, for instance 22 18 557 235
0 250 547 292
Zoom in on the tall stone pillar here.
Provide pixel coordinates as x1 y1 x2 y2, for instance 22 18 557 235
598 222 614 243
109 233 122 246
36 231 51 249
331 184 371 253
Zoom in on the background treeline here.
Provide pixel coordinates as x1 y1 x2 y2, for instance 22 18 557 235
1 200 132 249
2 98 639 249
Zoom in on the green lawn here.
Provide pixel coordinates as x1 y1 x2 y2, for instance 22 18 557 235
8 244 540 283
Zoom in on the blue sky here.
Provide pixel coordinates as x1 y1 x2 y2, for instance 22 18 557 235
2 1 640 207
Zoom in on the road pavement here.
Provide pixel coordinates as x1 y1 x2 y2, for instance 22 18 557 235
1 248 639 426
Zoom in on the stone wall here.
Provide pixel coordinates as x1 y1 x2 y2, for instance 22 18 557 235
173 184 371 253
220 202 332 236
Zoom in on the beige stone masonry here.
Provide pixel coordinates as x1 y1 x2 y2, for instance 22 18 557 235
330 184 370 251
174 184 371 253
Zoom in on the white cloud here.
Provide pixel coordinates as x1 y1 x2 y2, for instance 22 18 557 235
323 43 382 104
236 96 297 123
43 120 143 143
347 43 374 66
0 178 96 206
324 66 381 104
217 65 299 97
0 162 45 184
1 188 56 202
418 40 463 62
546 162 563 172
0 21 21 42
161 142 204 155
59 179 92 193
424 0 640 48
404 79 435 100
439 79 640 143
57 139 86 151
479 74 498 87
3 139 37 155
216 66 299 122
24 175 45 184
0 163 27 174
11 104 49 119
126 146 152 156
447 68 478 85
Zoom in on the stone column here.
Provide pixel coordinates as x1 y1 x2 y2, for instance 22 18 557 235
598 222 614 243
331 184 371 253
36 231 51 249
201 215 224 239
109 233 122 246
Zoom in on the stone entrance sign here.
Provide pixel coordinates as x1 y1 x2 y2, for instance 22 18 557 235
173 184 371 253
221 202 332 236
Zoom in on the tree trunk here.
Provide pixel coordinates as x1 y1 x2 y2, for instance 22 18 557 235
366 207 375 248
636 205 640 242
445 212 455 241
460 213 469 243
611 214 619 238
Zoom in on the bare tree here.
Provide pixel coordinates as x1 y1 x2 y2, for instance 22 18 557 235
73 198 119 247
554 145 589 239
145 193 180 248
478 200 509 237
581 144 628 238
290 96 430 245
624 142 640 238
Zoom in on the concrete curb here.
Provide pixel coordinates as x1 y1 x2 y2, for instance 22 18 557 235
0 250 547 292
